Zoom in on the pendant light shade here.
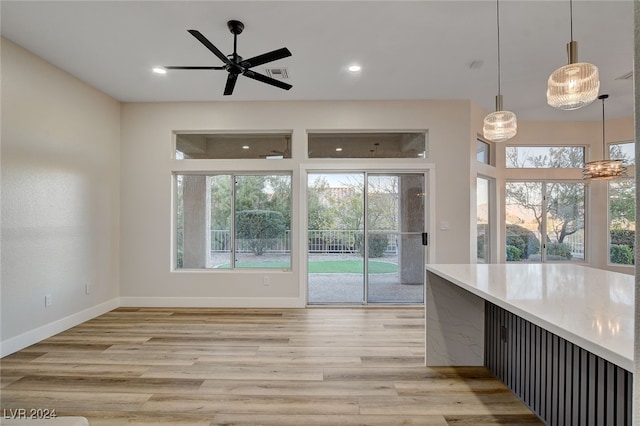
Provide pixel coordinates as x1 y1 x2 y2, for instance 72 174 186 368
483 95 517 143
483 0 517 143
582 94 627 181
547 1 599 110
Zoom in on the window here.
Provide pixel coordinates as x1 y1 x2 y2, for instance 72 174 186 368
609 142 635 165
477 139 490 164
609 179 635 265
608 142 635 265
176 173 292 269
506 146 584 168
505 181 585 263
477 177 491 263
307 132 427 159
175 133 292 159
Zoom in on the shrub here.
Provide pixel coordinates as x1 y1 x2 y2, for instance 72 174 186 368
506 224 540 260
236 210 286 255
610 229 635 250
610 244 634 265
506 234 525 256
477 237 485 259
506 245 522 261
546 242 572 260
361 233 389 258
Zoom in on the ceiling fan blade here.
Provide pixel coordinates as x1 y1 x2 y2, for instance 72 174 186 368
224 73 239 96
240 47 292 68
164 66 226 70
243 69 292 91
187 30 232 65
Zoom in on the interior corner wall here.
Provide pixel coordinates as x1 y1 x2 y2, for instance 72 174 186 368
1 38 121 355
119 100 473 305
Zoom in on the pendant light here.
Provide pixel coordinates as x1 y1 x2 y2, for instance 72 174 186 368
547 0 599 110
483 0 517 143
582 94 627 181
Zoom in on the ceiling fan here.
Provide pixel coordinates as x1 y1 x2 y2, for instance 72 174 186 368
164 20 292 96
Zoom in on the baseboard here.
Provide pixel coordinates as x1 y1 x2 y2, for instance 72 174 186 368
1 296 305 357
119 296 305 308
0 298 119 357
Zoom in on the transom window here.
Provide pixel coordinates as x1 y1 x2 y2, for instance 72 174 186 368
477 139 491 165
609 142 635 165
175 133 292 160
307 132 427 159
506 146 585 168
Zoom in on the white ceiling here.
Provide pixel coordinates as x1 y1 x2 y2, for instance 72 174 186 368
1 0 634 122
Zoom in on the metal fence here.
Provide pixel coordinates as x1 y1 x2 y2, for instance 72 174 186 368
211 229 396 254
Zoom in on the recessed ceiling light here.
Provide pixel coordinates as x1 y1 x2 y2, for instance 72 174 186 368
242 145 250 150
336 147 343 152
348 65 361 73
152 67 167 74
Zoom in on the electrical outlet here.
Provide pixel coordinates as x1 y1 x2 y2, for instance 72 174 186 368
85 283 93 295
263 276 270 286
45 294 52 307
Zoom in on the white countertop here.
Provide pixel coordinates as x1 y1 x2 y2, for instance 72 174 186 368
425 263 634 371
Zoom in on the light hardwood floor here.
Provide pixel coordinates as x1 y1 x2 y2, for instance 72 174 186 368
1 308 543 425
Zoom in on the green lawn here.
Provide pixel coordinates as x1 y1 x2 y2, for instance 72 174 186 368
228 259 398 273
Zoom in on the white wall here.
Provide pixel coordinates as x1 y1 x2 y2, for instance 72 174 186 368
119 100 474 307
1 39 121 355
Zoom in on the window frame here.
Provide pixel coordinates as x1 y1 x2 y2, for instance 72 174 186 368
606 140 636 267
505 179 587 264
476 138 492 166
608 178 635 267
173 171 293 271
476 175 494 263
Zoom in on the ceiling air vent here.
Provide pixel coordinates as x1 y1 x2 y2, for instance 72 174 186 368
615 71 633 81
265 68 289 79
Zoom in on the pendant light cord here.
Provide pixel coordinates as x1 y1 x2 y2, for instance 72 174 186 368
602 96 606 159
496 0 501 96
569 0 574 42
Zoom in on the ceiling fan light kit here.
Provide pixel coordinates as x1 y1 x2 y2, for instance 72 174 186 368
164 20 292 96
483 0 517 143
546 0 599 110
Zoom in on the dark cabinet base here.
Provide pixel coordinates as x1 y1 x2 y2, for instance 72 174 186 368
484 301 632 426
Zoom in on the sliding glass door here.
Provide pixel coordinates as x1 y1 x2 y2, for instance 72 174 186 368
307 172 427 304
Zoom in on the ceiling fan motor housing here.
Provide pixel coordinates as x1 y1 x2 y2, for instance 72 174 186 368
227 20 244 35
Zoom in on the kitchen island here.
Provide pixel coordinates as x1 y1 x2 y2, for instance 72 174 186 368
425 263 633 425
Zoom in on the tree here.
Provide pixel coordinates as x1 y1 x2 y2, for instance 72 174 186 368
545 182 584 243
506 146 584 168
235 210 286 255
307 177 334 231
209 175 232 230
609 179 635 230
610 144 634 165
367 176 398 231
209 174 291 231
506 182 584 245
263 175 292 227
